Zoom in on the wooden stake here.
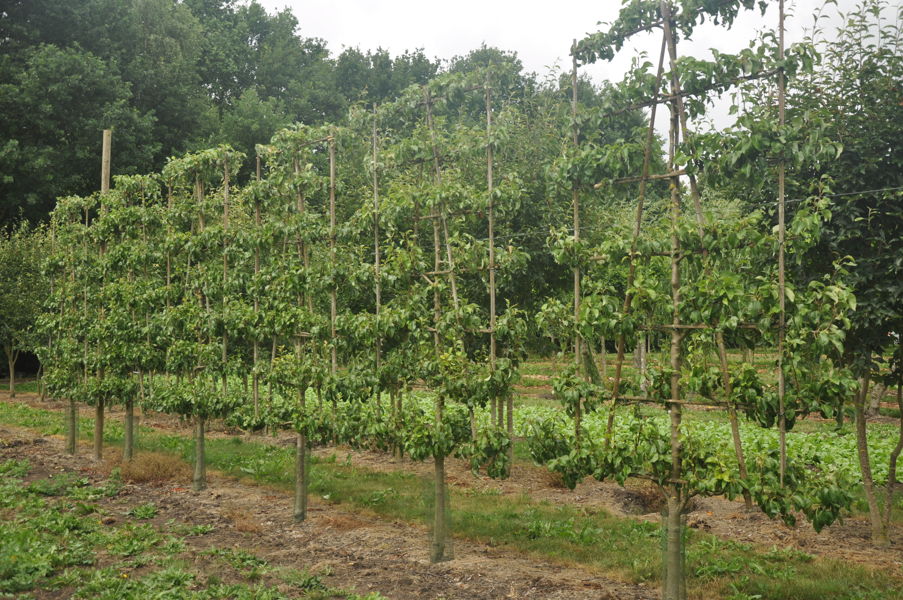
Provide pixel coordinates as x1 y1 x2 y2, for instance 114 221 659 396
777 0 788 487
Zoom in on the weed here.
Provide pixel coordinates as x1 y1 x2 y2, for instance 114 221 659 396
127 503 158 519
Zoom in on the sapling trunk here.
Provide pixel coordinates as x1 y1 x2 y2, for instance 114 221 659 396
66 398 78 455
93 399 104 461
882 382 903 535
6 348 16 397
123 398 134 462
431 454 450 563
193 416 206 491
854 373 887 546
294 430 308 522
663 496 687 600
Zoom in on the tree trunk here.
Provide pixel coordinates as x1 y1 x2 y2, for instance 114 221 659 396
430 454 450 563
854 374 887 546
506 394 514 467
193 416 206 491
66 398 78 455
93 399 104 461
123 398 134 462
882 382 903 535
663 495 687 600
867 383 885 418
6 348 16 397
294 431 308 522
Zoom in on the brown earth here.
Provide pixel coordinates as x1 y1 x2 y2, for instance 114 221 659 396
0 418 657 599
3 390 903 583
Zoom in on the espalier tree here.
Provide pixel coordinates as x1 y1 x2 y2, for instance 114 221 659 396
145 146 246 491
527 1 860 598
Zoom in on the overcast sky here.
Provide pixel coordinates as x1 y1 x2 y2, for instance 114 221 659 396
255 0 877 128
256 1 859 79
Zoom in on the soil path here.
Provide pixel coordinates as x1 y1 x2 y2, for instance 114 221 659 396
4 391 903 575
0 420 657 600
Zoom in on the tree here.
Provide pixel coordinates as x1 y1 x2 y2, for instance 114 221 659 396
794 0 903 547
0 223 48 396
0 44 157 222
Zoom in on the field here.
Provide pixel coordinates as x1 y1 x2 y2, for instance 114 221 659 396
2 376 901 600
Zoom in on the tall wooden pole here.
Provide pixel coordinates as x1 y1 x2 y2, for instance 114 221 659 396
94 129 112 462
373 110 382 378
571 42 584 441
776 0 788 487
328 134 338 375
253 157 261 419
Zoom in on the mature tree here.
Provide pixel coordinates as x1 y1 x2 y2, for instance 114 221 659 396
0 223 48 396
795 0 903 546
0 44 157 222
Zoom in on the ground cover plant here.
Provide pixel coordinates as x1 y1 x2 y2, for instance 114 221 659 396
3 1 902 599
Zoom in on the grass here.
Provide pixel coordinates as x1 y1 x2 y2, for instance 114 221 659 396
0 455 390 599
1 399 901 599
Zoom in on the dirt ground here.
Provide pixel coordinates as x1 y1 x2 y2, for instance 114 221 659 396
0 420 658 599
4 390 903 586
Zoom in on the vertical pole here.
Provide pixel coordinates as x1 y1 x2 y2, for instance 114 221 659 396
253 157 261 419
777 0 788 487
328 134 338 376
661 4 686 598
94 129 112 462
373 109 382 378
571 42 584 441
101 129 112 193
222 158 230 399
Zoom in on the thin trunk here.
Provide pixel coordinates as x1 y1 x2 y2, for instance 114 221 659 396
881 381 903 535
424 89 461 316
123 398 134 462
661 5 686 596
431 453 450 562
328 135 338 376
93 399 104 461
6 349 15 397
66 398 78 455
717 333 753 509
663 495 687 600
193 416 207 491
855 373 887 545
294 429 308 522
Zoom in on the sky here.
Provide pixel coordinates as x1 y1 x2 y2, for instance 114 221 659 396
255 1 878 128
255 0 857 78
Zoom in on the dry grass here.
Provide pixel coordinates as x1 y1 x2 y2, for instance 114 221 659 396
106 451 191 484
543 469 569 489
320 514 367 531
221 503 263 534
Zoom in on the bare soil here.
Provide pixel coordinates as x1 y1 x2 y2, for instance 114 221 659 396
4 390 903 582
0 417 657 599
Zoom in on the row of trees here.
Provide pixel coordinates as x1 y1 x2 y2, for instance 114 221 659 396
2 1 901 598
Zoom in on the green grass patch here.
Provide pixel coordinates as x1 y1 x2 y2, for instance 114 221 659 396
1 400 901 599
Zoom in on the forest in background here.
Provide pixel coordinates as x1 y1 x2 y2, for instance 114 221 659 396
0 0 604 223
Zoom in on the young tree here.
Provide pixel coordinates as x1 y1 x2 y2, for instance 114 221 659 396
0 222 47 396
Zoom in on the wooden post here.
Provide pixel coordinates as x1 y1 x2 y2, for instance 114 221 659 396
661 4 687 598
253 156 261 419
570 42 585 442
328 134 338 376
94 129 112 462
373 109 383 381
222 158 230 399
777 0 788 487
